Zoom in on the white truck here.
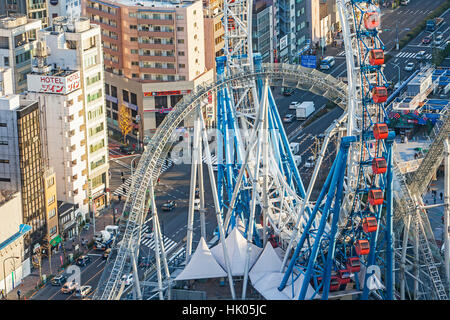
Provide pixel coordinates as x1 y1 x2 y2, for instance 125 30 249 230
294 155 302 167
93 229 115 250
296 101 315 120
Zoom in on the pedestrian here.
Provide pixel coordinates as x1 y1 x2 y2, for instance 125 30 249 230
434 197 437 204
1 289 4 299
440 192 443 200
17 289 21 300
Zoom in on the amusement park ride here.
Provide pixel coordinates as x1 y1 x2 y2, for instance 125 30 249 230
94 0 449 300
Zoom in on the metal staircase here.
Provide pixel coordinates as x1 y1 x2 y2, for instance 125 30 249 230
392 158 448 300
408 110 450 196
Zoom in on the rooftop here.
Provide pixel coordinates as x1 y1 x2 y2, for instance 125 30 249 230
0 14 40 29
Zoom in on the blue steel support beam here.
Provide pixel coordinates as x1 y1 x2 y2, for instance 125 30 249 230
385 132 395 300
320 137 354 299
297 136 356 300
278 156 338 291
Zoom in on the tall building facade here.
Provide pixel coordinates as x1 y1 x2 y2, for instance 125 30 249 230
0 14 41 93
36 17 110 211
1 0 49 28
83 0 215 141
253 0 274 63
26 42 89 216
276 0 308 63
203 0 225 71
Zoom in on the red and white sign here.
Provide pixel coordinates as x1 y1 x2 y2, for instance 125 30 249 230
27 71 81 95
143 90 191 97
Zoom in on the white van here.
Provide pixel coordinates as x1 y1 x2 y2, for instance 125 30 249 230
289 101 299 110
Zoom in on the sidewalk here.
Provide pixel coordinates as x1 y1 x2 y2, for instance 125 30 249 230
4 204 121 300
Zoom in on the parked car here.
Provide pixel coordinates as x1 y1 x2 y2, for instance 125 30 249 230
121 273 134 286
76 255 91 267
51 274 67 286
304 156 315 168
289 101 299 110
404 62 415 71
61 280 79 294
119 146 135 155
102 248 111 260
75 285 92 298
161 200 176 211
283 114 295 123
422 36 432 45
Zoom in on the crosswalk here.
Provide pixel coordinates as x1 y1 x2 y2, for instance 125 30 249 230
337 50 433 60
140 224 178 254
395 51 432 60
113 157 173 197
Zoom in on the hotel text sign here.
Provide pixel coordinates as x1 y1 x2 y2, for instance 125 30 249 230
28 72 81 95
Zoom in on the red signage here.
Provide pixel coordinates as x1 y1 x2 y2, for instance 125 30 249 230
144 90 191 97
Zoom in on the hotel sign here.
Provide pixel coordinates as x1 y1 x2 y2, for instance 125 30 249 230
27 71 81 95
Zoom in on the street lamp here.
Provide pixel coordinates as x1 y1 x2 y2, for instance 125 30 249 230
2 256 20 298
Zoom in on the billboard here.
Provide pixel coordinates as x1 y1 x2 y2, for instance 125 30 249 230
143 90 191 97
27 71 81 95
280 35 288 51
300 55 317 68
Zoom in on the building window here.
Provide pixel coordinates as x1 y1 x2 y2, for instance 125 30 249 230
91 156 106 170
178 51 185 56
0 159 9 163
122 90 129 102
105 84 110 95
130 37 138 42
0 123 6 127
0 141 8 145
48 195 56 206
49 226 57 236
47 177 55 187
3 57 9 66
111 86 117 97
49 208 56 219
130 25 137 29
177 39 184 44
91 172 106 189
0 178 11 182
177 27 184 32
131 93 137 105
131 49 139 54
176 15 184 20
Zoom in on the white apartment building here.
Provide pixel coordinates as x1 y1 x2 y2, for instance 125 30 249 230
25 41 89 214
0 14 41 93
36 16 109 212
47 0 82 24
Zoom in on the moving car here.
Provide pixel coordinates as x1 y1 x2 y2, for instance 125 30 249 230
76 255 91 267
61 281 79 294
304 156 315 168
161 200 176 211
283 114 295 123
121 273 134 286
51 274 67 286
75 285 92 298
289 101 299 110
415 50 426 60
319 56 335 70
282 87 294 96
404 62 415 71
435 35 444 46
422 36 432 45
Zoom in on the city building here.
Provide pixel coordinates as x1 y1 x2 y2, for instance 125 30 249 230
1 0 49 28
252 0 274 63
82 0 215 141
47 0 82 23
57 201 78 240
276 0 308 63
0 66 59 253
25 40 89 216
0 14 42 93
36 16 110 212
0 190 31 295
203 0 225 71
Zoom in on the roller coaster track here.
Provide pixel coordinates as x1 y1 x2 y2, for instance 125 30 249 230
93 64 349 300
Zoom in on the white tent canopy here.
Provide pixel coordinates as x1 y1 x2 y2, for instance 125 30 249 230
249 241 283 285
210 227 263 276
175 237 227 281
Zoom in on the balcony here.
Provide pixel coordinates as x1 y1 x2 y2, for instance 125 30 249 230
138 30 174 38
140 54 176 63
139 42 175 51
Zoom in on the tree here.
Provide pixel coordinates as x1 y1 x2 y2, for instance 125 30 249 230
119 105 133 143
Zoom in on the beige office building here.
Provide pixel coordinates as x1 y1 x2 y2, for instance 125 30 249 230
83 0 216 142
